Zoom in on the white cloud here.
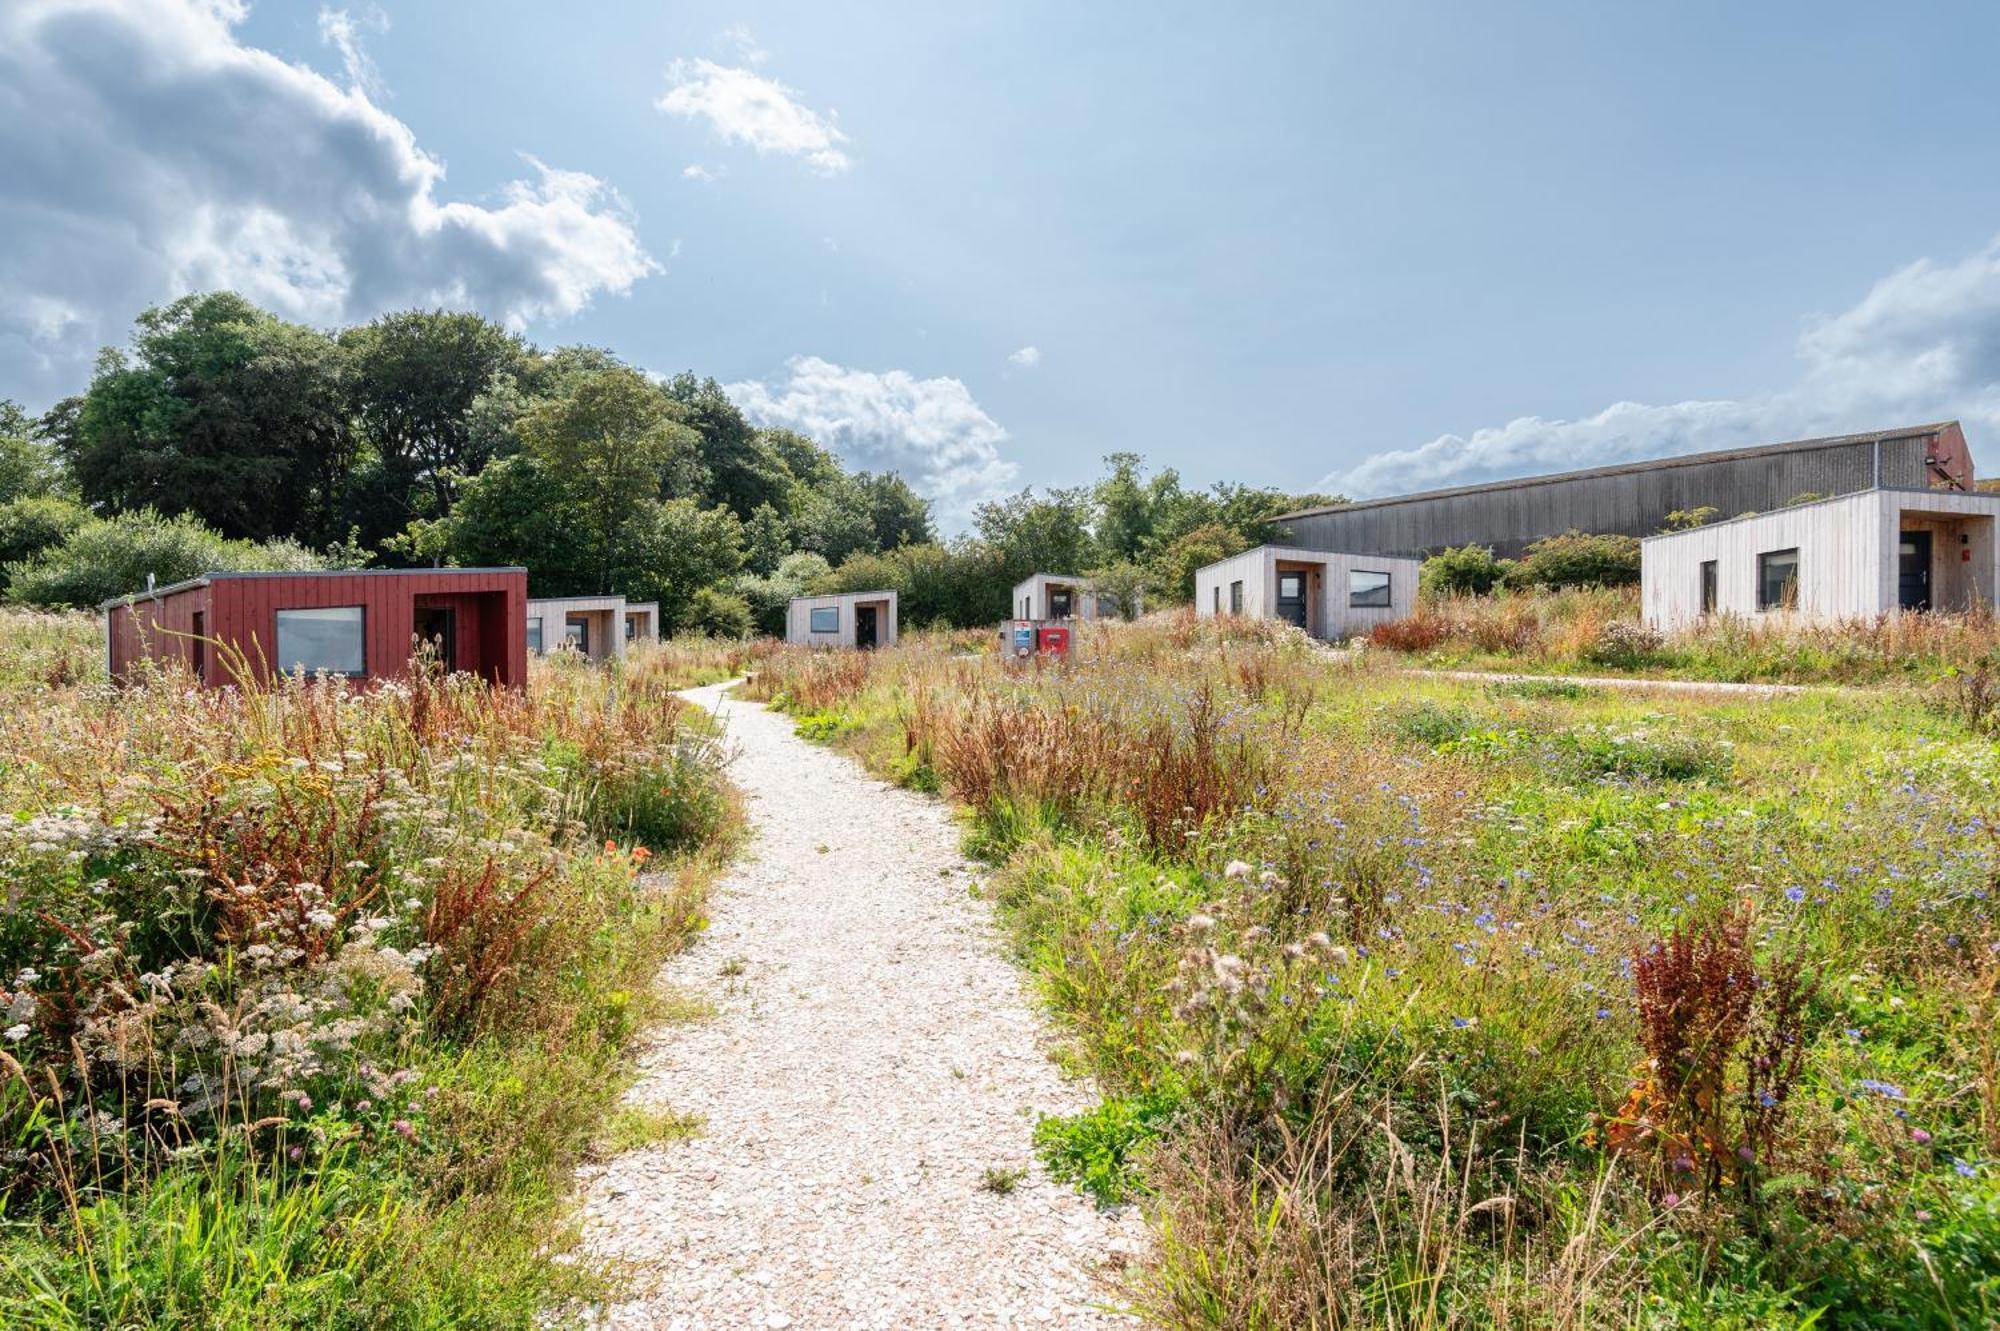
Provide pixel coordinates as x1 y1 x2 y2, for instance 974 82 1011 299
727 355 1018 524
1328 235 2000 498
656 59 852 175
1008 345 1041 369
316 5 386 99
0 0 658 405
681 163 722 183
718 24 768 67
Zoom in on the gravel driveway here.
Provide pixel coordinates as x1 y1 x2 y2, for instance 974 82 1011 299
580 681 1143 1329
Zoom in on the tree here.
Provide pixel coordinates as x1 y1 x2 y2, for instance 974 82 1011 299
741 503 791 575
613 498 744 631
341 310 528 530
1147 522 1250 603
1083 561 1148 620
974 486 1097 583
0 496 89 588
791 476 880 567
432 455 596 595
516 369 704 594
1092 452 1156 562
61 294 353 544
664 373 791 517
736 551 832 635
856 471 934 549
0 401 64 503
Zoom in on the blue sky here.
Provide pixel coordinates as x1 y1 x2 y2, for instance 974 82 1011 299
8 1 2000 525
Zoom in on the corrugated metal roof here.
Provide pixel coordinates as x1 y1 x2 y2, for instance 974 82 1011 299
1278 422 1959 521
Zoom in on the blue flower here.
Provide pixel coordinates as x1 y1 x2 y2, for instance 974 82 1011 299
1955 1158 1978 1178
1785 885 1806 904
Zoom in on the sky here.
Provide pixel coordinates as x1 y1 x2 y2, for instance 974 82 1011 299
8 1 2000 528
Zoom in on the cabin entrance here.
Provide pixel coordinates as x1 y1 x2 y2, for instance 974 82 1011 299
1048 586 1073 619
855 604 879 650
414 606 457 669
1276 571 1308 629
1899 530 1933 611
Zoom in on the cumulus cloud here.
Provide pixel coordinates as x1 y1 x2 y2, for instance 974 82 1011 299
0 0 658 405
1008 345 1041 369
656 59 852 175
1327 236 2000 497
728 355 1018 523
316 5 386 99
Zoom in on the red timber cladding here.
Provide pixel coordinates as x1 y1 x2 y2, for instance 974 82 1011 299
106 583 211 683
204 570 528 687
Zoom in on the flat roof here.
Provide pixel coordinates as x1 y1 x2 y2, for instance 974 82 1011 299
1276 423 1959 522
1639 484 2000 542
100 566 527 610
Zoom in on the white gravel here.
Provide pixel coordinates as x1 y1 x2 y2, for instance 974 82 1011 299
579 681 1143 1329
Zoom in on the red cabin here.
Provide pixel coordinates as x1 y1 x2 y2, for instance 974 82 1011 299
103 568 529 688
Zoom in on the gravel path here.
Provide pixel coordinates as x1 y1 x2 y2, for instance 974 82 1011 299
579 681 1143 1330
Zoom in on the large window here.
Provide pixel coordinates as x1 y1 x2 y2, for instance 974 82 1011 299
1699 560 1717 615
1229 581 1244 614
1349 570 1393 608
526 618 543 654
809 606 840 633
276 606 364 675
1757 548 1799 611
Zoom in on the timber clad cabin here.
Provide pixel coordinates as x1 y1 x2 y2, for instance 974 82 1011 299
1642 487 2000 629
786 591 897 649
1011 574 1128 621
104 568 528 687
1194 545 1420 641
525 596 645 662
1278 423 1973 559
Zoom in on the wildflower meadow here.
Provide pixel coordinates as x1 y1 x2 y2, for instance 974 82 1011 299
0 612 746 1328
745 611 2000 1328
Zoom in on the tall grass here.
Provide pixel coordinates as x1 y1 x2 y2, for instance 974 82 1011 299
746 618 2000 1327
0 613 746 1328
1366 586 2000 684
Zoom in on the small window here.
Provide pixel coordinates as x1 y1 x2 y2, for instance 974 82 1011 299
1212 587 1221 614
1229 581 1244 614
276 606 365 676
526 618 543 654
1699 560 1717 615
1757 548 1799 611
809 606 840 633
1349 570 1392 608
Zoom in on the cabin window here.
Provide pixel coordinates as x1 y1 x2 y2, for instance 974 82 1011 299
625 614 638 641
276 606 365 676
1349 570 1393 608
1757 548 1799 611
809 606 840 633
1229 581 1243 614
526 618 543 654
1212 587 1220 613
1699 560 1717 614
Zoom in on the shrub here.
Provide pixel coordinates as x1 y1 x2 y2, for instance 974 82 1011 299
0 495 88 580
1583 618 1665 668
686 585 754 639
1034 1088 1185 1205
1419 543 1508 597
1510 529 1642 589
6 508 327 608
1367 611 1450 653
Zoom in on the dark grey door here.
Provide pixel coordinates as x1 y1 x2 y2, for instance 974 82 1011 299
415 606 456 668
1899 531 1932 610
1049 588 1072 620
1276 572 1308 629
855 605 878 649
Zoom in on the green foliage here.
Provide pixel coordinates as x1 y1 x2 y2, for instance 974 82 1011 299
0 495 89 582
1147 521 1250 603
1083 560 1148 620
6 508 327 608
1510 529 1642 589
1420 543 1508 597
792 709 854 743
1034 1089 1185 1206
0 401 65 504
686 586 754 639
736 551 834 635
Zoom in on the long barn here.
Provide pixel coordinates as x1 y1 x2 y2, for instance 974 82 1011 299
1277 422 1973 559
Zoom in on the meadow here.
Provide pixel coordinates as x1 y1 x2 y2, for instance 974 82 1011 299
0 612 749 1328
744 613 2000 1329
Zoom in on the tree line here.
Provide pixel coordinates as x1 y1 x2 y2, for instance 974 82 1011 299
0 291 1340 632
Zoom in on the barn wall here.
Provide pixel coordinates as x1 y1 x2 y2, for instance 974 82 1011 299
1285 427 1966 559
107 583 211 683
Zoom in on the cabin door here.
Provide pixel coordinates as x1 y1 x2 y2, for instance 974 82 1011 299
1048 588 1072 620
1899 531 1932 611
1276 572 1308 629
415 606 456 669
855 605 878 650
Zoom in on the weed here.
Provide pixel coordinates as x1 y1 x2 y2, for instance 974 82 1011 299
979 1165 1026 1195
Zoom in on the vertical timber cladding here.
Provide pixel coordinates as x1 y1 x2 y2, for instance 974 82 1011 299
1278 424 1969 559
